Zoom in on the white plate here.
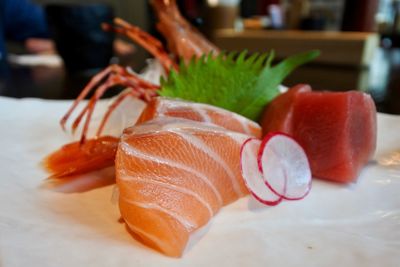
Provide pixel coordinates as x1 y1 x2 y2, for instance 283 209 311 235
0 97 399 267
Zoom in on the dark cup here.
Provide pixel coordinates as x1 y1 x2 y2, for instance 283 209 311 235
46 4 114 74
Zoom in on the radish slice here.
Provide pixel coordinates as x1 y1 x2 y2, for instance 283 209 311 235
240 138 282 206
258 132 312 201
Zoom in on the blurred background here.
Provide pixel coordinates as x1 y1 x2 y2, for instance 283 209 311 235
0 0 399 114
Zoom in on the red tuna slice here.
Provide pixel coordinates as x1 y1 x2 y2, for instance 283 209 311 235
292 91 377 183
260 84 311 136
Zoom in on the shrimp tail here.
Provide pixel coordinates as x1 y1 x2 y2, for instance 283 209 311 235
43 136 119 179
150 0 219 60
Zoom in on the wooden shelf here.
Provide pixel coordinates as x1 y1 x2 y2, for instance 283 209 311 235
212 29 379 67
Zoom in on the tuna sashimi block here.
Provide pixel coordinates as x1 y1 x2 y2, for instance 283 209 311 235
260 86 377 183
260 84 311 136
137 97 262 138
292 91 376 183
115 117 251 257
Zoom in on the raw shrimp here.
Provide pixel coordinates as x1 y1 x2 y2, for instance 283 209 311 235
43 0 228 185
60 0 220 144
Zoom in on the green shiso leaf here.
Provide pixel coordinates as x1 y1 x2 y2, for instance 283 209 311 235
159 50 319 121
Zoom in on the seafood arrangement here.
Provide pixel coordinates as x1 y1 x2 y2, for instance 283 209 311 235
43 0 377 258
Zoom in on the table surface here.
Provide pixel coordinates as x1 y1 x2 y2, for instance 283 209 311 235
0 97 399 266
0 47 399 115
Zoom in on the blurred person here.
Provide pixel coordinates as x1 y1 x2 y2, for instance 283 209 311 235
0 0 55 79
0 0 54 57
0 0 134 68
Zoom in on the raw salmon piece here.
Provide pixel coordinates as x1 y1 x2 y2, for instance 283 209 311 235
260 84 311 136
44 98 261 180
292 91 376 183
137 97 262 138
115 118 251 257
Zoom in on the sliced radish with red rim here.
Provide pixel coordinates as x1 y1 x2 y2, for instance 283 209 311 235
258 132 312 200
240 138 282 206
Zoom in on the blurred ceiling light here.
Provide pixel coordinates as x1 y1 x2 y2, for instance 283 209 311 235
207 0 240 7
208 0 219 7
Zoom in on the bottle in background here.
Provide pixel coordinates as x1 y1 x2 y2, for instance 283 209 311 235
341 0 379 32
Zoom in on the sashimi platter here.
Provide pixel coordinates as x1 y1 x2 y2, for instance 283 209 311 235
2 0 399 266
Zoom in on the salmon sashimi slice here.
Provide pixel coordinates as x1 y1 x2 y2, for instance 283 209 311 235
44 98 261 180
115 117 252 257
137 97 262 138
260 87 377 183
